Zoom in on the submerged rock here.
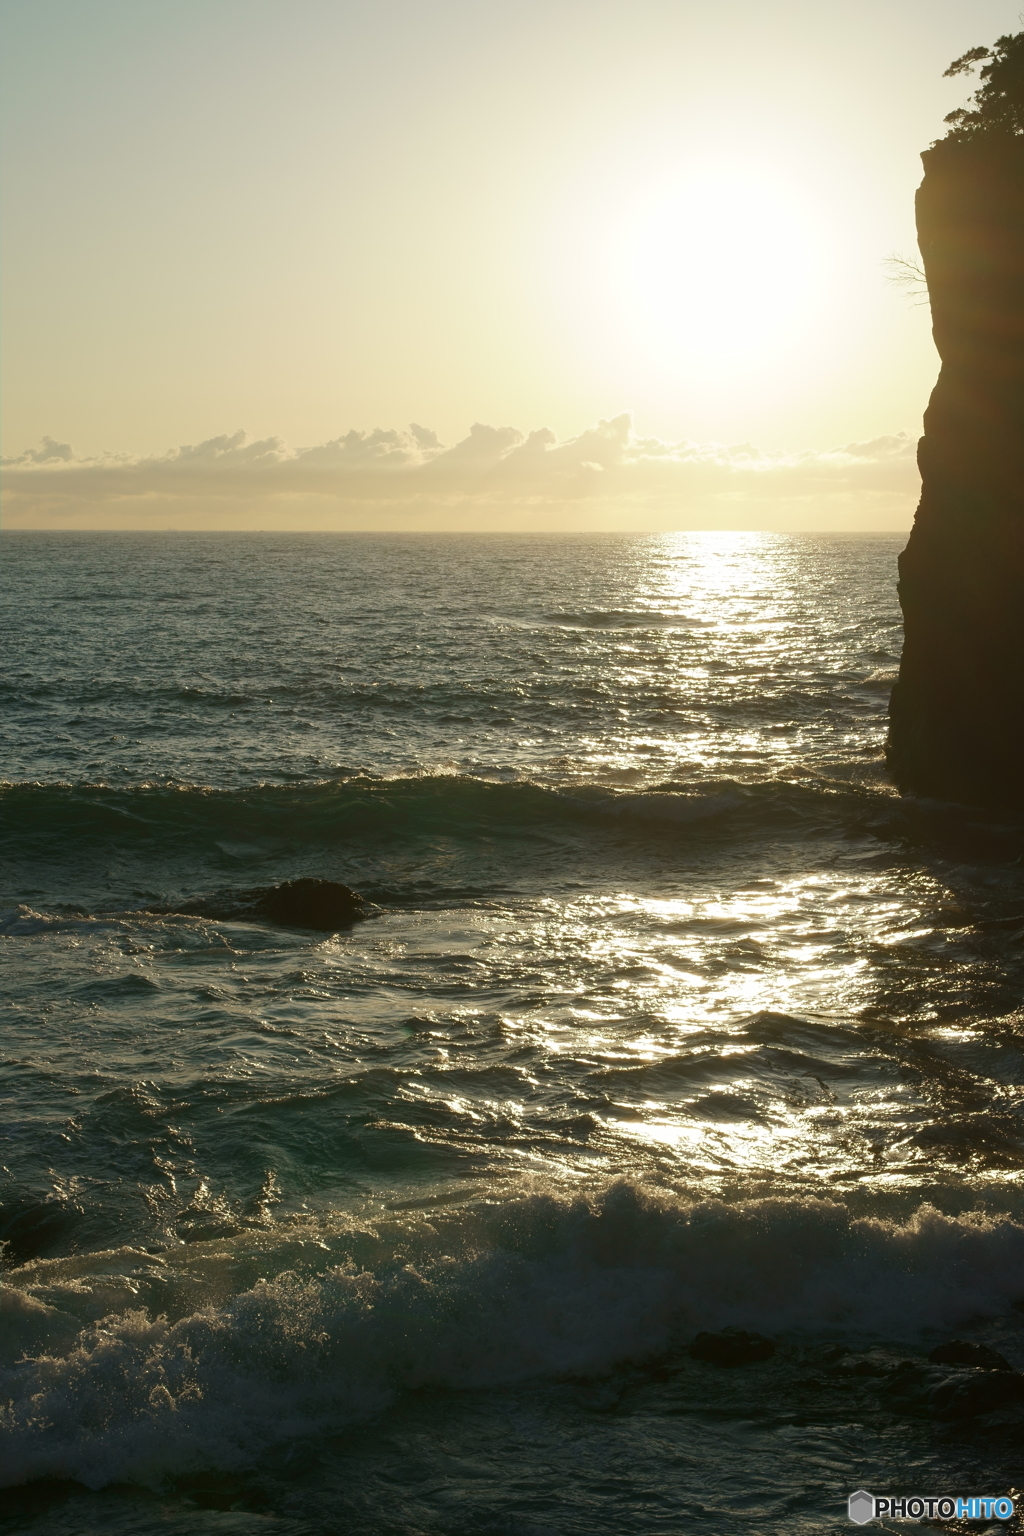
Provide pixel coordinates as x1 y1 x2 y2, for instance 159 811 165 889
887 137 1024 804
688 1327 776 1366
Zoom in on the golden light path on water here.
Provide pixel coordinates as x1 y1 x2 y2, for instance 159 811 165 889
530 530 891 787
320 855 991 1199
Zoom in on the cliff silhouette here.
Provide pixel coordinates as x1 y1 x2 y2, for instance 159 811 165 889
887 38 1024 804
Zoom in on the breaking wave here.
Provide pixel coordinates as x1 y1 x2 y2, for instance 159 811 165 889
4 1181 1024 1491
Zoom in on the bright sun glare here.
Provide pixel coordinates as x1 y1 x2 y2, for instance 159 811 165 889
611 160 830 381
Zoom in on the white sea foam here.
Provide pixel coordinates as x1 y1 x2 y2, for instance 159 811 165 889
3 1182 1023 1492
0 905 130 937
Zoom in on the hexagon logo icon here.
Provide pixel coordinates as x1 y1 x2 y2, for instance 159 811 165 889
848 1490 875 1524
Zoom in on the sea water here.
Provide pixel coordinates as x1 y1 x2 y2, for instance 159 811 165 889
2 531 1024 1534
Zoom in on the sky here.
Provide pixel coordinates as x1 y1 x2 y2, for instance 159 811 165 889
2 0 1020 530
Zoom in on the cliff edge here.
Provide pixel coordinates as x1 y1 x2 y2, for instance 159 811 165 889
887 135 1024 804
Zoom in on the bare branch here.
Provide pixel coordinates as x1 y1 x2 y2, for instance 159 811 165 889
883 254 930 306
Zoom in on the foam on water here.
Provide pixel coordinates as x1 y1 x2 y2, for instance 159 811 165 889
5 1181 1024 1492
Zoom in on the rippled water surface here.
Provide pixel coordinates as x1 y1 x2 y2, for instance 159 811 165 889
3 532 1024 1534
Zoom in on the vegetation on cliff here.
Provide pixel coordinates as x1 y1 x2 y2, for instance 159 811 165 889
940 30 1024 142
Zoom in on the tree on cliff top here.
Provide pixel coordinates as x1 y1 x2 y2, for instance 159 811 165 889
940 30 1024 141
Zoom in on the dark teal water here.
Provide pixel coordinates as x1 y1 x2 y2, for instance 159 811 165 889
3 533 1024 1533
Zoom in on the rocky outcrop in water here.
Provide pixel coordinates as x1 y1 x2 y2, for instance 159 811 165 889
248 878 369 929
927 1338 1011 1370
688 1328 776 1366
887 136 1024 804
171 878 371 930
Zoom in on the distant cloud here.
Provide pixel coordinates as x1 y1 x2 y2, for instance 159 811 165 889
9 434 75 464
1 416 920 530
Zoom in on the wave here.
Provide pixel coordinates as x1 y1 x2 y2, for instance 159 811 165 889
3 1181 1023 1491
0 674 625 709
5 776 1021 910
0 772 899 859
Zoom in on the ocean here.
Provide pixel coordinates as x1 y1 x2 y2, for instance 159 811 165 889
3 530 1024 1534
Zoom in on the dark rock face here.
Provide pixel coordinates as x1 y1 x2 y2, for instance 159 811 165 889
887 137 1024 804
688 1327 776 1366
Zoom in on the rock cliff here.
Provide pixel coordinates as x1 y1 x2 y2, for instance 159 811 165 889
887 137 1024 803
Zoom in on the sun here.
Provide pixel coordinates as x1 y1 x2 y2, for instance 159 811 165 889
609 159 831 382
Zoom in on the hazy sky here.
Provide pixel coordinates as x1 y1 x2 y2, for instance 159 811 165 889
2 0 1019 528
